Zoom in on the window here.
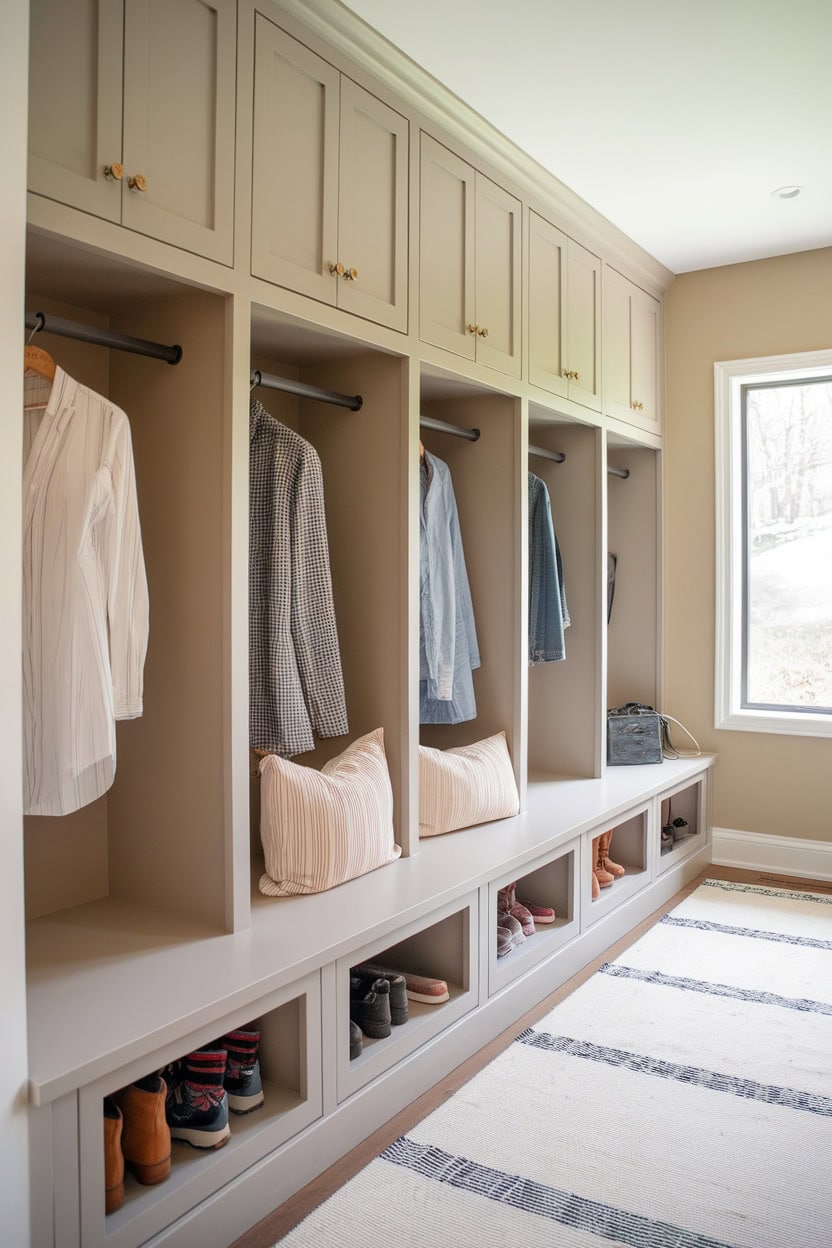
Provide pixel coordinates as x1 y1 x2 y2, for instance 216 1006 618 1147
715 350 832 737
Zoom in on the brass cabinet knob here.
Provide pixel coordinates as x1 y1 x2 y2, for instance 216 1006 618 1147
466 323 479 335
564 369 579 380
631 399 644 411
573 371 580 381
127 173 147 192
103 162 123 182
344 267 358 281
328 261 345 276
477 326 489 337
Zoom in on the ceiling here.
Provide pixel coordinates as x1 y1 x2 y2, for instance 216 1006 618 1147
340 0 832 274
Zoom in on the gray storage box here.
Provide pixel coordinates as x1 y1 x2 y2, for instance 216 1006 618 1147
607 704 663 766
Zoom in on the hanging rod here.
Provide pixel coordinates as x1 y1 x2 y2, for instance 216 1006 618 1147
608 466 631 480
419 415 480 442
250 368 363 411
529 444 566 464
25 311 182 365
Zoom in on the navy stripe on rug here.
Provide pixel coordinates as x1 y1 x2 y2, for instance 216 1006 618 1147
661 913 832 950
599 962 832 1015
517 1030 832 1118
381 1137 741 1248
701 879 832 905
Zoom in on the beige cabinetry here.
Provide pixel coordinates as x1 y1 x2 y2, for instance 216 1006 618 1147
27 0 237 265
603 264 662 434
420 133 521 377
251 16 409 332
528 211 602 412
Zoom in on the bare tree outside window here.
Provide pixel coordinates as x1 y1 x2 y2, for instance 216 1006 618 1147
743 378 832 711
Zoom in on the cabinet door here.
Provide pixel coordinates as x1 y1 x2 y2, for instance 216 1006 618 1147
474 173 521 377
566 239 602 412
528 210 567 399
122 0 236 264
419 134 476 360
251 17 339 299
631 285 662 434
27 0 124 222
337 79 409 333
603 264 633 423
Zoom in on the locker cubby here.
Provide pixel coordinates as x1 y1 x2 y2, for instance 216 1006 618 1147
606 440 661 717
489 840 580 995
23 232 233 939
249 306 411 850
78 972 322 1248
417 372 522 784
337 893 478 1101
582 805 650 928
658 773 706 874
528 410 603 780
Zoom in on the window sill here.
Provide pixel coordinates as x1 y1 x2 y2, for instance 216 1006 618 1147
716 707 832 739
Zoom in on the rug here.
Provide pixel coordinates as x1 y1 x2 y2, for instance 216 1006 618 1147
276 879 832 1248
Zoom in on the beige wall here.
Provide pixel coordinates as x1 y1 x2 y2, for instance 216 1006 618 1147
664 246 832 842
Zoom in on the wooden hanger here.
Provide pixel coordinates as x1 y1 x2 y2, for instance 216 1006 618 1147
24 343 56 383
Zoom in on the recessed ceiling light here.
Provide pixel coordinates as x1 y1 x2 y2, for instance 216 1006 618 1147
771 186 804 200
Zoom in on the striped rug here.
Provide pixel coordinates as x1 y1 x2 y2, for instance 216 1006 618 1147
275 879 832 1247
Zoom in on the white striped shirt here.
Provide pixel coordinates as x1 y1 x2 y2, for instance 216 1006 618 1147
23 367 149 816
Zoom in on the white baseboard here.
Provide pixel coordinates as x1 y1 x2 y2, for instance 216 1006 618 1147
712 827 832 882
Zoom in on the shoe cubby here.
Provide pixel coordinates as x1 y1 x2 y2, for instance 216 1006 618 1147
582 803 650 929
22 232 236 947
657 773 708 875
417 371 523 792
249 306 412 852
337 892 478 1101
488 840 580 996
606 441 661 718
77 972 322 1248
527 410 604 781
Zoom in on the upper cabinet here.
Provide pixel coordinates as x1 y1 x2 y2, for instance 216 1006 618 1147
27 0 237 265
251 17 409 333
420 134 521 378
603 265 662 435
528 211 602 413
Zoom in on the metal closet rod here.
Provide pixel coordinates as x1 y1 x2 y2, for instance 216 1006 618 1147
608 466 631 480
419 415 480 442
250 368 363 411
529 444 566 464
25 311 182 365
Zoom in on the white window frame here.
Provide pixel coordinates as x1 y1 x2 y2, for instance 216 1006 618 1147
714 348 832 738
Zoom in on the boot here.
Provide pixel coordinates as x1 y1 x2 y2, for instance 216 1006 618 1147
598 829 625 877
591 835 611 894
166 1048 231 1150
497 883 535 935
114 1074 171 1185
220 1028 264 1114
103 1098 125 1213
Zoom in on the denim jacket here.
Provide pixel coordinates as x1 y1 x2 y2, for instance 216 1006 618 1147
420 451 480 723
529 472 569 664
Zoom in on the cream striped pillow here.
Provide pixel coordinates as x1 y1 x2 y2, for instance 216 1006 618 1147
419 732 520 837
259 728 401 896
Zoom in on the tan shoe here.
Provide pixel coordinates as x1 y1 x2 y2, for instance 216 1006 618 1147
599 829 625 877
103 1098 124 1214
592 834 613 888
114 1075 171 1185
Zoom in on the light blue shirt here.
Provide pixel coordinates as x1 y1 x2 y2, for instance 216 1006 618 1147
420 451 480 723
529 472 569 664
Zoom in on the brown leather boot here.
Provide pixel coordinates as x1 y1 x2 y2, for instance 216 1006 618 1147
114 1075 171 1185
591 834 610 894
103 1098 124 1214
599 829 625 877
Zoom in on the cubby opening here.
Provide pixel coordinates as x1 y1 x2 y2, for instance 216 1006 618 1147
606 440 661 717
490 843 579 993
528 409 603 781
248 306 410 866
23 231 231 941
584 807 649 925
417 368 522 786
338 895 477 1099
659 777 704 871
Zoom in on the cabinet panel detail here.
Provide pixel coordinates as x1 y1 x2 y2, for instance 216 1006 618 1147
419 134 476 359
474 173 521 377
528 211 567 396
566 239 602 412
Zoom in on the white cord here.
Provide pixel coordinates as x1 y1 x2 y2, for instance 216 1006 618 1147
661 714 702 758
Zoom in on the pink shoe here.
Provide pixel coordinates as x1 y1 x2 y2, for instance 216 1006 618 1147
519 899 556 924
497 884 535 936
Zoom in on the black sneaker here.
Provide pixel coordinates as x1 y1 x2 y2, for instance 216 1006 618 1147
349 1020 363 1060
351 965 409 1025
350 984 392 1039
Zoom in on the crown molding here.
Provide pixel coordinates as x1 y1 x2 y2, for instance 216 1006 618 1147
274 0 674 294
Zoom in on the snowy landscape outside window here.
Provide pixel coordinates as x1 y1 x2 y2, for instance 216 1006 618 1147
715 351 832 738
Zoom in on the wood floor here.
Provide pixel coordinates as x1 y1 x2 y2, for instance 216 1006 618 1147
229 865 831 1248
